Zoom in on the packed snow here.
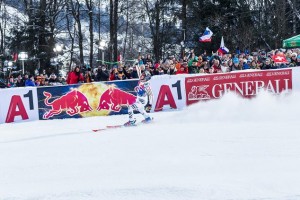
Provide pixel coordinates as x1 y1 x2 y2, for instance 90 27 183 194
1 91 300 200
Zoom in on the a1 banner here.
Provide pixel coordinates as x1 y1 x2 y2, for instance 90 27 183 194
185 69 292 105
0 87 39 124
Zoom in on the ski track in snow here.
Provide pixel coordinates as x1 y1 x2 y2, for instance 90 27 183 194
1 92 300 200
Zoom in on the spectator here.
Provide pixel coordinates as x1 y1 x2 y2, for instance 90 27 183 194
221 60 230 72
250 60 259 69
123 65 132 79
175 59 182 71
48 74 59 85
15 75 24 87
188 55 198 74
167 63 177 75
154 66 164 75
296 55 300 66
290 53 297 65
131 65 139 79
23 74 29 86
96 65 110 81
66 66 84 84
109 67 117 81
115 66 126 80
243 59 251 70
197 56 206 72
7 76 16 88
176 64 188 74
262 58 276 70
35 75 43 86
200 62 210 73
230 58 241 71
84 68 93 83
211 59 222 73
144 54 153 67
25 75 36 87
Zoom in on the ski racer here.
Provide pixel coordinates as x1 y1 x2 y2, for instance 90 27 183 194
124 65 153 126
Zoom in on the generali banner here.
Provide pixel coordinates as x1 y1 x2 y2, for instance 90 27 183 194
185 69 292 105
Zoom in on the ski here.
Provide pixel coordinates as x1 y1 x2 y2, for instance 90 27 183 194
92 118 153 132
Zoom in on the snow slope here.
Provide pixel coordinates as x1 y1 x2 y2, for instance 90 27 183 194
1 92 300 200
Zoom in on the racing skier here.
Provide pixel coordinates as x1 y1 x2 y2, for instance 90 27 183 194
124 65 153 126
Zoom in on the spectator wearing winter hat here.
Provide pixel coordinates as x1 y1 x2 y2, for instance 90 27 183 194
258 50 267 65
188 56 198 74
242 59 251 70
290 53 298 65
262 58 276 70
229 58 241 71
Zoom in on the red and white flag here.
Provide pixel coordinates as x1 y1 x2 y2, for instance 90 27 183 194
12 53 18 62
272 55 288 63
117 54 122 63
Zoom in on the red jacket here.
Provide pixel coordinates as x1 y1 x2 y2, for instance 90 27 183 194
67 71 84 84
176 67 188 75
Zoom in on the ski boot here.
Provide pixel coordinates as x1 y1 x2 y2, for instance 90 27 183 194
124 119 136 127
142 117 152 124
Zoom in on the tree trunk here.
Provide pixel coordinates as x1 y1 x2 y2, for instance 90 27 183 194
153 2 160 62
86 0 94 69
76 1 84 66
181 0 187 58
113 0 118 62
38 0 47 70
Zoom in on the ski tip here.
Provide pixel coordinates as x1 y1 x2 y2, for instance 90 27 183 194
92 128 106 132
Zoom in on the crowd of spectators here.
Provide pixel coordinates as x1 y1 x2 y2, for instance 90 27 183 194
3 48 300 88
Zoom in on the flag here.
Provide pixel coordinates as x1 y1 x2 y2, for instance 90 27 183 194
272 55 288 63
12 53 18 62
199 27 213 42
117 54 122 63
217 36 229 55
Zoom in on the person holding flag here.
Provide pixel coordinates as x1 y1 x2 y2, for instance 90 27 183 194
217 36 229 56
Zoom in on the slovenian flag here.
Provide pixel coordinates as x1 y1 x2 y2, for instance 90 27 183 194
199 27 213 42
217 36 229 55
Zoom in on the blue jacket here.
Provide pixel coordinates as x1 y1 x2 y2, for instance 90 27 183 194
25 79 36 87
243 63 250 70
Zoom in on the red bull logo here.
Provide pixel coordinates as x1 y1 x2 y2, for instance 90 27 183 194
97 87 136 112
43 90 92 119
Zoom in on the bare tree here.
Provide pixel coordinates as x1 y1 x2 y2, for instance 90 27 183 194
69 0 84 66
85 0 94 68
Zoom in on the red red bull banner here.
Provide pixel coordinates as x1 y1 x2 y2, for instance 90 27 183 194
37 80 139 120
185 69 292 105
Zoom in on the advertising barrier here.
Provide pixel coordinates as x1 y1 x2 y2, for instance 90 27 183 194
185 69 292 105
0 68 299 124
37 80 139 120
0 87 39 123
150 75 186 112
